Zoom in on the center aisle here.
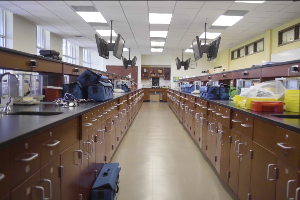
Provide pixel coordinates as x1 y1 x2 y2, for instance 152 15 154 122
112 102 238 200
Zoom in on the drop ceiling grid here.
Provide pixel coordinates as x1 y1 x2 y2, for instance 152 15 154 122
0 1 300 55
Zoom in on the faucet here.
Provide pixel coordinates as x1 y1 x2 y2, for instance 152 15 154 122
2 96 12 114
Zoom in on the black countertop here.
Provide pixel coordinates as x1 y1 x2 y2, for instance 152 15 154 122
0 91 137 150
172 90 300 134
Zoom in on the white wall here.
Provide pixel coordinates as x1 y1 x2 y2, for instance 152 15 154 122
91 51 105 71
50 33 63 55
141 55 172 65
5 10 13 49
13 14 36 54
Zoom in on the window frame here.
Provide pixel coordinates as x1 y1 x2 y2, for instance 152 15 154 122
36 26 45 54
278 23 300 46
231 38 264 60
83 49 91 68
0 7 6 48
62 39 76 64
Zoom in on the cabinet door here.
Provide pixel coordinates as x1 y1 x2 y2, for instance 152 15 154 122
0 194 9 200
215 124 231 184
95 124 106 173
40 128 61 167
250 142 277 200
0 147 10 199
207 119 217 166
200 118 208 153
60 141 80 200
105 118 112 163
229 130 241 195
238 135 252 200
162 91 167 101
11 171 42 200
79 137 92 200
194 111 200 144
276 159 298 200
40 156 60 200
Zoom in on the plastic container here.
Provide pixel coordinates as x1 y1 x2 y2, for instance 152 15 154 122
240 97 279 110
251 101 284 112
44 88 61 101
285 102 300 113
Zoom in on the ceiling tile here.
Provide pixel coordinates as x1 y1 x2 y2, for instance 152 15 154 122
255 4 288 12
201 2 233 10
148 1 176 8
148 7 174 13
245 11 275 18
92 1 120 7
279 3 300 13
123 6 148 14
175 1 204 9
228 2 261 11
64 1 94 6
173 8 200 15
120 1 147 7
150 24 169 31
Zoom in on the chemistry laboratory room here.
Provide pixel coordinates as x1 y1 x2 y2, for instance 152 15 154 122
0 0 300 200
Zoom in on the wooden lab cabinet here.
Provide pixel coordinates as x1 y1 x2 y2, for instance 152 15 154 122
0 147 10 199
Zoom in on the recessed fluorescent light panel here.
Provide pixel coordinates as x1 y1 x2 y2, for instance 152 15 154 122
151 48 163 52
199 32 221 40
185 49 193 53
150 31 168 38
97 30 117 37
235 1 264 3
77 12 107 23
151 41 165 47
213 15 243 26
149 13 172 24
123 48 129 51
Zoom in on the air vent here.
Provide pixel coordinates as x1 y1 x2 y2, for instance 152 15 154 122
223 10 248 16
73 35 87 39
88 22 110 27
71 6 97 12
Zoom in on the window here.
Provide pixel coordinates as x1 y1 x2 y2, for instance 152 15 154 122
62 39 76 64
83 49 91 68
36 26 45 54
231 39 263 60
0 8 5 47
247 44 254 55
278 23 300 46
231 47 245 60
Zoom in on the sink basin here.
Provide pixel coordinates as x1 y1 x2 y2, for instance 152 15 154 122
8 111 63 116
270 114 300 119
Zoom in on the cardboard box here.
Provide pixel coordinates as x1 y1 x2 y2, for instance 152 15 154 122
208 69 215 74
150 95 160 102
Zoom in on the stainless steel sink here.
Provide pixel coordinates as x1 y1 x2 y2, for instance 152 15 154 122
270 114 300 119
8 111 63 116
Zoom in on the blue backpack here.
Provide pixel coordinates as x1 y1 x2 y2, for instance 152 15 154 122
88 81 113 102
63 82 83 99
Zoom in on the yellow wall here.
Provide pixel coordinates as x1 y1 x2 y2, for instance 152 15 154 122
272 17 300 54
218 16 300 71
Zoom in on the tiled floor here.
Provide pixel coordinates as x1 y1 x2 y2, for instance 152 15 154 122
112 102 239 200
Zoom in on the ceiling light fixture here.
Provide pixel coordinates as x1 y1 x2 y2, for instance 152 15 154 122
149 13 172 24
77 12 107 23
185 49 193 53
150 31 168 38
199 32 221 40
151 48 163 52
97 30 117 37
235 1 264 3
212 15 243 26
151 41 165 46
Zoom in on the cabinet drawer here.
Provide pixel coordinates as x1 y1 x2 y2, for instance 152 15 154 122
82 112 97 140
0 194 9 200
232 110 253 139
275 127 300 169
215 106 231 128
40 156 60 200
0 147 10 199
253 119 276 153
60 118 79 152
10 134 40 189
40 127 61 167
11 171 42 200
207 103 218 120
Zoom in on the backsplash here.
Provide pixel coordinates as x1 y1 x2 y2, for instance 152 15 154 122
142 77 171 88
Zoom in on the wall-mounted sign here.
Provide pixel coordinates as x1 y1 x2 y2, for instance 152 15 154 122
173 77 180 82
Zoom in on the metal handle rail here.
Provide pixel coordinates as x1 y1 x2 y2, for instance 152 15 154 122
15 153 39 162
234 140 241 153
287 180 297 199
296 187 300 200
31 186 45 200
237 142 246 156
0 173 5 181
40 179 52 200
44 140 60 147
267 164 277 181
277 143 294 149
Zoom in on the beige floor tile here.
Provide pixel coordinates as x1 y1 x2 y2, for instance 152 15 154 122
111 102 238 200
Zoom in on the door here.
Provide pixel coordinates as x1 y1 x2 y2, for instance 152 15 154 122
238 135 252 200
60 141 81 200
40 156 61 200
250 142 277 200
229 130 241 195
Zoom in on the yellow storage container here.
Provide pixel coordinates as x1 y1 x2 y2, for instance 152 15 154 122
285 102 300 113
240 97 280 110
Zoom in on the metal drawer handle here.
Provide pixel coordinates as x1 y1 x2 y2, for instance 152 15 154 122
87 139 94 153
211 111 217 113
218 130 226 142
44 140 60 147
207 108 214 111
31 186 45 200
195 113 200 120
0 173 5 181
296 187 300 200
90 118 97 122
74 150 83 165
222 116 230 119
123 109 126 114
96 115 103 118
40 179 52 199
202 106 207 109
83 141 92 155
82 123 92 127
238 142 246 156
287 180 297 199
267 164 278 181
216 113 223 116
241 124 252 128
15 153 39 162
232 119 241 123
234 140 240 153
277 143 294 150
